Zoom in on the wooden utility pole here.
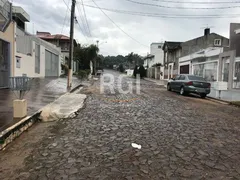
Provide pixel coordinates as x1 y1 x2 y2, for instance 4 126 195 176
67 0 76 89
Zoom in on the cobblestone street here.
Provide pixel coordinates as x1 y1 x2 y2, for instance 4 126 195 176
1 70 240 180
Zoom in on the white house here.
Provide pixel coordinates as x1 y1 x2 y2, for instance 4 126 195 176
144 42 164 79
145 43 164 68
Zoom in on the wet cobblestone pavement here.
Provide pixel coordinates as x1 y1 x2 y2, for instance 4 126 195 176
1 70 240 179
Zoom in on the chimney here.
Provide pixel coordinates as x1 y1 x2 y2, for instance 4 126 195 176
204 28 210 36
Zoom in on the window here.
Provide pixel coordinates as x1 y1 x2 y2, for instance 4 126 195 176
193 62 218 82
175 75 180 80
158 45 162 49
188 75 206 81
214 39 221 46
16 56 21 68
179 75 186 80
233 61 240 89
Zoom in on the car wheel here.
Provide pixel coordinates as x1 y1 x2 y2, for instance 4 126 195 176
200 93 207 98
180 86 185 95
167 84 171 91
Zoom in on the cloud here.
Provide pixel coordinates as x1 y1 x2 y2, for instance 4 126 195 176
14 0 240 56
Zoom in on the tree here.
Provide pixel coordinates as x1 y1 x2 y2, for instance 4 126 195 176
87 44 99 75
119 64 124 73
73 44 99 74
139 65 146 78
133 65 138 77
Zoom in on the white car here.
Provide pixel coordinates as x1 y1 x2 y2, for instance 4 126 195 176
96 70 103 76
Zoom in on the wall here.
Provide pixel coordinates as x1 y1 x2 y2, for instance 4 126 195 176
150 43 164 66
181 33 229 57
0 22 14 76
14 41 43 77
14 41 61 77
229 23 240 57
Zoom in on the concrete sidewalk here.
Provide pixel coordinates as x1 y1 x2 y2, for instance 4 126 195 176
0 77 81 132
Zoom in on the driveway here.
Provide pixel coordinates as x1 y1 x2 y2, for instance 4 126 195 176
0 70 240 179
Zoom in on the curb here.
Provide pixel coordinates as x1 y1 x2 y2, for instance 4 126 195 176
70 84 83 93
0 111 41 150
0 83 83 151
205 97 230 105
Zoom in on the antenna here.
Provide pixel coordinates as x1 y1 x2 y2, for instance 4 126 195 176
201 24 214 29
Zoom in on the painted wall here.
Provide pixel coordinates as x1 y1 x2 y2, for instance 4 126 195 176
229 23 240 57
0 22 15 76
14 41 61 77
150 43 164 67
14 41 43 77
181 33 229 57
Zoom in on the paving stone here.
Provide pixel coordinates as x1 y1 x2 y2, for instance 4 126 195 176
4 71 240 180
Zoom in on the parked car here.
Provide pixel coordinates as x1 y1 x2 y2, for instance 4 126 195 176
96 70 103 76
167 74 211 98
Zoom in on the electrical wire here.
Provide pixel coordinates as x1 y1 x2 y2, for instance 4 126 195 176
61 0 71 34
91 0 148 47
125 0 240 9
80 0 92 38
62 0 91 43
76 3 90 37
83 4 240 18
150 0 240 4
62 0 71 11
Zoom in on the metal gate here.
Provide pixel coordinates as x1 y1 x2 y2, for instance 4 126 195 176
180 65 190 74
45 50 59 77
0 40 10 88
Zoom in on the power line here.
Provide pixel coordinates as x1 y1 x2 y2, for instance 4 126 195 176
125 0 240 9
83 4 240 18
91 0 148 48
76 3 89 37
76 19 89 42
62 0 71 10
150 0 240 4
61 0 71 34
80 0 92 38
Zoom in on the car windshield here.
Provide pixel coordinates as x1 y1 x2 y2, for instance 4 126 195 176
187 75 206 81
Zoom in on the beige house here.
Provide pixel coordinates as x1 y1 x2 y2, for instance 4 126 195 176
0 3 62 88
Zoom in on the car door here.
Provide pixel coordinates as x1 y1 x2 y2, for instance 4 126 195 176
171 75 180 90
176 75 186 91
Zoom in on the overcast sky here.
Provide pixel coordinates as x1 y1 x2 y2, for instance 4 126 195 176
14 0 240 56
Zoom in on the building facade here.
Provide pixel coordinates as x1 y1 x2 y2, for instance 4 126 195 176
37 32 78 74
162 41 182 79
0 3 62 88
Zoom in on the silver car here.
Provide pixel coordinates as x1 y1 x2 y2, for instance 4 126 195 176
167 74 211 98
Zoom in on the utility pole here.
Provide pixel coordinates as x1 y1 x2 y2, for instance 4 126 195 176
95 40 99 75
67 0 76 89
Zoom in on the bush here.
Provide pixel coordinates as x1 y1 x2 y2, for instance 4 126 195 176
77 69 90 79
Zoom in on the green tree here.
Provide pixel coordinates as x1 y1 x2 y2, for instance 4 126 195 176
74 44 99 74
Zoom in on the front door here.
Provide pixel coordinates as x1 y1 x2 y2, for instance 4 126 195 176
0 40 10 88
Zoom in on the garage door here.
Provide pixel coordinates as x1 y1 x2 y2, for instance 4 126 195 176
180 65 189 74
45 50 59 77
